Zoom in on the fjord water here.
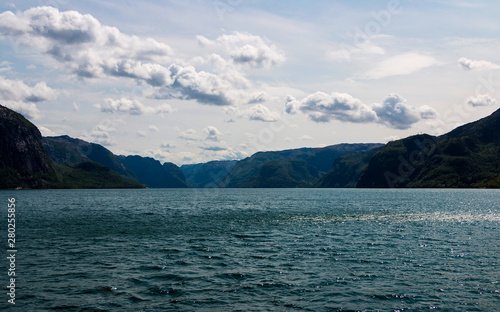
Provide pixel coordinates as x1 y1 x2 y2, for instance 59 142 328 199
1 189 499 311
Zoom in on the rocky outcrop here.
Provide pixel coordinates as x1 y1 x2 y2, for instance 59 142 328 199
0 105 55 188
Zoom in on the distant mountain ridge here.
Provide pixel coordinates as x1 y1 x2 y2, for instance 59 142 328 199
43 135 136 180
2 103 500 189
218 143 383 188
119 155 188 188
181 160 237 187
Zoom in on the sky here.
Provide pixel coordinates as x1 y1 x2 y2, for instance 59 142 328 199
0 0 499 165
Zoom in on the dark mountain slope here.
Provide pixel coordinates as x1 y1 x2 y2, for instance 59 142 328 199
0 105 142 189
358 108 500 188
181 160 237 187
315 147 383 188
119 155 187 188
51 161 144 189
0 105 56 188
221 143 383 188
43 135 136 180
241 158 319 188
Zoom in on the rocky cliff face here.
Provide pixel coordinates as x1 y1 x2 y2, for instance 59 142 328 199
0 105 55 188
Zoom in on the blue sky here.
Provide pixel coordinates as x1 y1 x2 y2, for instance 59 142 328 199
0 0 499 165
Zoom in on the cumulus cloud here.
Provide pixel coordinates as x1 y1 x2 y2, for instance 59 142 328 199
96 98 174 115
0 7 248 107
286 92 437 130
243 104 280 122
299 92 377 123
458 57 500 71
200 32 286 69
362 53 438 79
372 94 429 129
178 129 199 141
160 142 175 150
284 95 300 115
0 76 59 119
466 94 497 107
247 93 267 104
0 76 58 102
82 121 124 146
203 126 222 141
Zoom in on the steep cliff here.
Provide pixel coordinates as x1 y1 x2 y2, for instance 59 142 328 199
0 105 56 188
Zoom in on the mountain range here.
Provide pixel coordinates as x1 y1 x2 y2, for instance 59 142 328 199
1 103 500 189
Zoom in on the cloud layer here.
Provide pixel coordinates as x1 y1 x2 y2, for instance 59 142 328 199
0 7 282 108
362 53 438 79
97 98 174 115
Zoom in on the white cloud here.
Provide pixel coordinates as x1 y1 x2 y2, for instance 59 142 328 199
200 144 227 151
79 119 125 146
0 76 58 103
38 126 57 137
466 94 497 107
372 94 436 129
458 57 500 71
243 104 280 122
299 92 377 123
136 130 146 137
0 61 11 72
160 142 175 151
87 127 115 146
284 95 300 115
97 98 174 115
247 93 267 104
287 92 436 130
148 125 159 132
327 42 385 63
299 135 313 141
203 126 222 141
0 76 59 119
0 7 251 107
178 129 199 141
210 31 286 69
362 53 438 79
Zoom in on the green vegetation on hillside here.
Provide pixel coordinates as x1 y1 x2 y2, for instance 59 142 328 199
221 144 383 188
315 147 382 188
241 159 319 188
49 162 145 189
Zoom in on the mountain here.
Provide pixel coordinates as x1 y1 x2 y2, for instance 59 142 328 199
0 105 56 188
357 108 500 188
119 155 188 188
50 161 144 189
0 104 143 189
43 135 136 180
241 158 319 188
314 147 382 188
220 143 383 188
181 160 237 187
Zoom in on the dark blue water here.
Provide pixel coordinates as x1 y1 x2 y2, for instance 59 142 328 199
0 188 499 311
